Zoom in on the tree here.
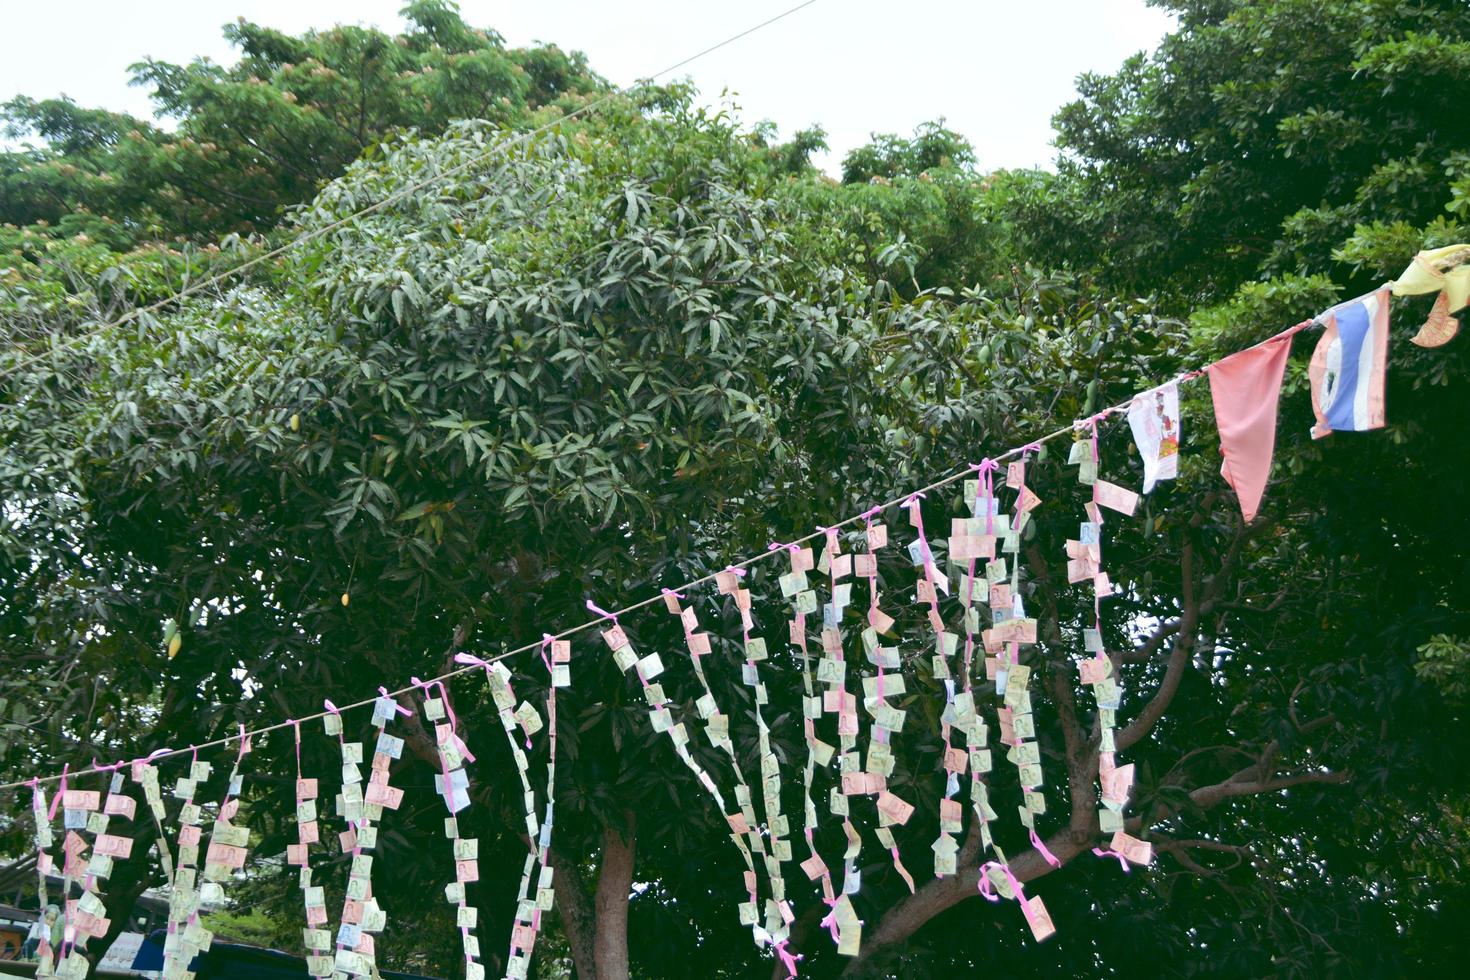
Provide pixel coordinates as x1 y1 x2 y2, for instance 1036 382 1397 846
1009 0 1470 309
0 0 601 247
4 4 1470 978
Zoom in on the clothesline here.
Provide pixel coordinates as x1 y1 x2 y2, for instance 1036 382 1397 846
0 300 1351 792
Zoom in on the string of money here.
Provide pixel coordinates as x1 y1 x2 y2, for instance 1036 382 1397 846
1073 419 1156 871
49 775 102 979
663 582 767 945
28 780 59 976
944 464 1000 873
48 778 87 979
856 514 915 894
160 746 212 978
190 732 254 969
590 604 773 944
287 721 331 977
514 636 570 976
965 457 1057 942
783 544 838 948
734 567 797 948
997 457 1058 865
417 678 478 979
76 766 142 970
474 657 547 979
325 691 409 977
801 532 862 957
908 486 977 884
132 757 176 891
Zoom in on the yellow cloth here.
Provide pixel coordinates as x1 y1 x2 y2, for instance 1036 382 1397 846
1392 243 1470 312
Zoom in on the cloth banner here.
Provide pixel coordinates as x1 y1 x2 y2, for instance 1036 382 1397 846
1207 329 1297 523
1308 288 1389 439
1127 382 1181 493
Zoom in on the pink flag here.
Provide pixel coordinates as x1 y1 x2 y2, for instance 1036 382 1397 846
1206 328 1301 522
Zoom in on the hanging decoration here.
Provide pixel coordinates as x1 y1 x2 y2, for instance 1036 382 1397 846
952 466 999 869
1127 382 1182 493
782 543 838 946
414 676 482 980
27 781 56 977
664 581 769 945
287 721 331 978
995 455 1055 867
733 567 797 948
591 599 797 952
1071 417 1153 876
325 691 409 978
849 515 914 896
1206 327 1301 522
800 531 861 957
15 246 1470 974
159 747 212 979
59 777 109 979
1392 243 1469 348
1308 288 1391 439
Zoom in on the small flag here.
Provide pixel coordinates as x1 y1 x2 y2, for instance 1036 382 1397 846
1127 381 1181 493
1308 287 1389 439
1207 329 1297 523
1391 243 1468 349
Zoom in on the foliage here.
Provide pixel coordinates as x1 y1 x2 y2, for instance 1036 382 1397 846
0 0 601 247
1019 0 1470 308
2 2 1470 978
840 120 977 185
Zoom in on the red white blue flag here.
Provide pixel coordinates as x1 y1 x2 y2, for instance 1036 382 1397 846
1308 287 1389 439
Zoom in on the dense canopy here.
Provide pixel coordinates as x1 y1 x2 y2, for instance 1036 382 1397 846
2 2 1468 978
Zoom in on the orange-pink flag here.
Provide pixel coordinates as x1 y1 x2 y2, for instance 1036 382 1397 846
1206 327 1303 522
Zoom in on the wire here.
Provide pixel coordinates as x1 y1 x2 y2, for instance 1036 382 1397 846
0 1 821 383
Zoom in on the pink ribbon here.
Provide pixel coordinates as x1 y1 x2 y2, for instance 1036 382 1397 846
585 599 618 621
290 720 302 784
1092 846 1131 873
376 687 411 717
47 764 69 821
1030 828 1062 868
905 493 935 570
453 651 490 672
775 939 803 977
977 861 1037 925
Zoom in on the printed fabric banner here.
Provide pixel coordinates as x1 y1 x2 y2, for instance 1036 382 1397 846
1127 382 1181 493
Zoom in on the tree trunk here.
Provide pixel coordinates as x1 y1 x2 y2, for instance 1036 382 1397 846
553 853 599 979
552 811 638 980
592 812 637 980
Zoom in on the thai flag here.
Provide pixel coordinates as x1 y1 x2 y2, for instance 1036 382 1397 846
1308 287 1390 439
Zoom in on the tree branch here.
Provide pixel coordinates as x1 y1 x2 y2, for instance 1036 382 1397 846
1117 541 1199 751
840 826 1085 975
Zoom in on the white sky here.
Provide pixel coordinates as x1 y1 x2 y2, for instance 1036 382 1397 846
0 1 1174 174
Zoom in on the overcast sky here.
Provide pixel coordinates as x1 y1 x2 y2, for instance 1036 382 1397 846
0 0 1175 174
